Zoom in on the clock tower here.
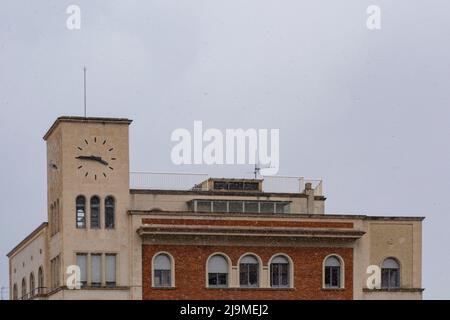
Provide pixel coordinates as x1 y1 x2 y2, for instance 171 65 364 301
43 116 132 292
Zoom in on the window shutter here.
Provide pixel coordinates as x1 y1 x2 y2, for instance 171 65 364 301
208 255 228 273
272 256 288 264
154 254 171 270
241 255 258 264
325 256 341 267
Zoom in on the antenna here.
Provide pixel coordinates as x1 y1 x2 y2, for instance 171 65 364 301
253 163 260 179
83 66 87 117
247 152 275 178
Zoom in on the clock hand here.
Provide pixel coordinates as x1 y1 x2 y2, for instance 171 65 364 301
75 155 109 166
92 156 109 166
75 155 92 160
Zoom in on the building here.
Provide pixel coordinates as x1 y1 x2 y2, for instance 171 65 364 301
7 116 424 300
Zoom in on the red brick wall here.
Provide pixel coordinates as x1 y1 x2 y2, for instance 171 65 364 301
142 245 353 300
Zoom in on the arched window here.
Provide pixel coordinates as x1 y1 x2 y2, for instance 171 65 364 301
21 278 27 299
76 196 86 228
105 196 115 229
153 253 172 287
270 255 290 287
239 255 259 287
29 273 35 297
381 258 400 288
208 255 229 287
324 255 342 288
38 266 44 294
13 283 18 300
90 196 100 228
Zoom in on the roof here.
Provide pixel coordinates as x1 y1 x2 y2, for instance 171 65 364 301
6 222 48 258
43 116 133 140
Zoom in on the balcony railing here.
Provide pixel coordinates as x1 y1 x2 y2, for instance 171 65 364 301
130 171 209 191
130 172 323 196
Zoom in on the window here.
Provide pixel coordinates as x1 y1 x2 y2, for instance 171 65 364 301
76 196 86 228
212 181 259 191
213 181 227 190
56 199 60 233
244 202 259 213
324 256 342 288
105 196 115 229
13 283 18 300
38 266 44 294
90 196 100 228
106 254 117 287
153 253 172 287
51 255 60 288
91 254 102 287
191 200 291 214
197 201 212 213
229 201 243 213
50 203 54 235
260 202 275 213
243 182 259 190
76 253 87 287
21 278 26 299
381 258 400 289
29 273 35 297
239 255 259 287
213 201 227 213
275 202 290 214
270 255 290 287
208 255 228 287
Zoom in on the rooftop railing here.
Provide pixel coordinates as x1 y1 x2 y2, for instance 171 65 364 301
130 172 323 196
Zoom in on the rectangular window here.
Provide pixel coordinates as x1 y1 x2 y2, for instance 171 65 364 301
154 270 171 287
244 202 259 213
243 182 259 191
260 202 275 213
105 254 117 287
275 202 290 214
197 201 212 213
271 263 289 287
208 273 228 287
76 253 88 287
325 266 340 288
240 264 258 287
213 201 227 213
229 201 243 213
91 254 102 287
213 181 227 190
228 182 243 190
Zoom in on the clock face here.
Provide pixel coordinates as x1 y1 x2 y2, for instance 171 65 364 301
75 137 117 181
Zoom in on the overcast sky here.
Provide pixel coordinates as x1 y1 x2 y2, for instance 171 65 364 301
1 0 449 299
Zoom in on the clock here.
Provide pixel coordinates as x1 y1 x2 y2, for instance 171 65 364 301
75 137 117 181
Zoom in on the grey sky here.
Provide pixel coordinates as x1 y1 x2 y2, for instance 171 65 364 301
1 0 449 299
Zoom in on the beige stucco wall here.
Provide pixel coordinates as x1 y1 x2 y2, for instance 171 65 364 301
351 218 423 300
9 227 48 299
45 120 132 299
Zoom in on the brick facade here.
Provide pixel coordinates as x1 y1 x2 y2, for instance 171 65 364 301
142 245 353 300
141 218 354 229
